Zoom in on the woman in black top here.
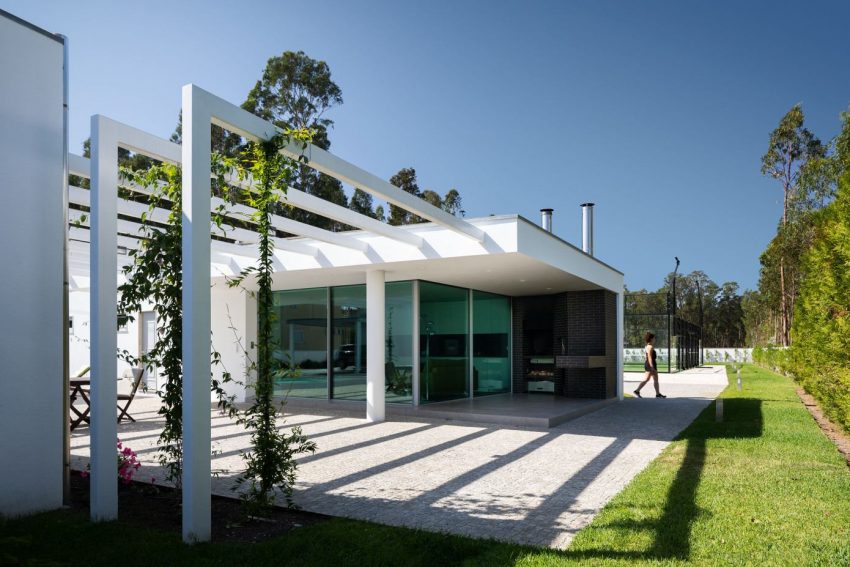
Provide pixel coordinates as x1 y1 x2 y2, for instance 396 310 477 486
634 332 666 398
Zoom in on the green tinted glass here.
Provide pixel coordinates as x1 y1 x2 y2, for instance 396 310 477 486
473 291 511 396
419 281 469 403
271 288 328 399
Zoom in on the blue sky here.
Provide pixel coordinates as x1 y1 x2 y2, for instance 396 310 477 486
5 0 849 291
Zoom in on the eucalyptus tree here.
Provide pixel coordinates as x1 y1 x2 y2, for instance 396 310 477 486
387 168 467 225
760 104 826 345
388 167 423 225
242 50 350 229
350 188 384 220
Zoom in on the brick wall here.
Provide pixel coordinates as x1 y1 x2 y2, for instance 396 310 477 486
511 297 525 393
564 290 617 399
552 293 568 396
512 291 617 399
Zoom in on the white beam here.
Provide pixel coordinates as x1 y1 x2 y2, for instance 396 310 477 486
187 86 482 243
366 270 386 422
69 152 89 178
68 226 142 251
181 84 212 544
282 188 424 248
89 115 118 521
214 197 368 252
219 171 424 248
281 141 485 243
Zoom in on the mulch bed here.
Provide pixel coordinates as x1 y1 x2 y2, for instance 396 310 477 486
795 387 850 468
69 472 329 543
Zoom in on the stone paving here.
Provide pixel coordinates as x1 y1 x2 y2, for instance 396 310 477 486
70 366 728 549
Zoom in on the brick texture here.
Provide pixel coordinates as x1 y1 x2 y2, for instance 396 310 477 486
512 290 617 400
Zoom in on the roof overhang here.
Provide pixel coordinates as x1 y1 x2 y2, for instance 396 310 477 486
217 214 624 296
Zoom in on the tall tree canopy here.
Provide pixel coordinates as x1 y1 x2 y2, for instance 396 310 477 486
759 104 826 345
387 168 466 225
750 105 849 347
165 51 468 230
626 270 746 347
243 51 348 229
243 51 342 150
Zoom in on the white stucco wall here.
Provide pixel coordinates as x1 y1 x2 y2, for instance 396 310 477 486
0 14 65 517
210 282 256 403
68 291 142 381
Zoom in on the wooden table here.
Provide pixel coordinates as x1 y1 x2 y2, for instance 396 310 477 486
69 378 90 431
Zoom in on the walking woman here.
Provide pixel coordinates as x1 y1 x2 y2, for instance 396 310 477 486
634 332 666 398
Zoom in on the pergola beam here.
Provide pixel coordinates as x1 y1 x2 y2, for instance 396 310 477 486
280 141 485 243
194 88 483 243
211 196 369 253
219 171 424 248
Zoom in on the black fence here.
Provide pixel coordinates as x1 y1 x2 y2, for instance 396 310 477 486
624 292 702 373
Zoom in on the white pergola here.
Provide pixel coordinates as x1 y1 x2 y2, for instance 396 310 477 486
75 85 624 543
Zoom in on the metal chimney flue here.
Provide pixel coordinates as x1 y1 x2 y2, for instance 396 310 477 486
540 208 553 232
581 203 594 256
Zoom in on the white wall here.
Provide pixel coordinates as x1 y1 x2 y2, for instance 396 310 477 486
69 291 141 380
0 13 65 516
210 282 256 403
623 348 753 365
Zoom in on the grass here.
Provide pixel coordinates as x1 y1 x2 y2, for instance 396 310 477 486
563 364 850 566
3 365 850 566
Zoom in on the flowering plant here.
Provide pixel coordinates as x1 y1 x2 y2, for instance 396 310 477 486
81 438 141 485
117 439 141 484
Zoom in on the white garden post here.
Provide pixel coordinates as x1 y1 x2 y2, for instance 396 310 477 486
181 84 212 543
90 115 119 521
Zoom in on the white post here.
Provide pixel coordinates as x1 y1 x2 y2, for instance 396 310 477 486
181 84 211 543
90 115 118 521
616 290 624 400
366 270 385 422
412 281 420 405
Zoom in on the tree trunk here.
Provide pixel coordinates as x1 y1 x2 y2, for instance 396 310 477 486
779 186 789 346
779 258 789 346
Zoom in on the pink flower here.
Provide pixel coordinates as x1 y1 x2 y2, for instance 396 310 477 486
80 470 89 478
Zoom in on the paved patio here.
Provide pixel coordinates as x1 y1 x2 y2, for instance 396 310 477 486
70 366 728 549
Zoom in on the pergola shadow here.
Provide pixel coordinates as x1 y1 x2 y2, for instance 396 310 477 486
69 392 738 552
555 397 763 561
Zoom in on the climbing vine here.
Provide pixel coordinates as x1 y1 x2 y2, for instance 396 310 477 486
117 160 237 487
226 131 317 509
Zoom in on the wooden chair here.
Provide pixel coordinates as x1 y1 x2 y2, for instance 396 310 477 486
117 366 145 423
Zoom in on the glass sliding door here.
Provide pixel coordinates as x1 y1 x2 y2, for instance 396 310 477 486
419 281 469 403
331 285 367 401
473 291 511 396
271 288 328 398
385 281 413 403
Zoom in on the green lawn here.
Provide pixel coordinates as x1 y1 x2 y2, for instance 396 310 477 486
3 365 849 566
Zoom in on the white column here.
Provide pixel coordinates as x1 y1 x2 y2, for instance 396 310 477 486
181 85 211 543
616 290 625 400
412 281 420 405
90 115 118 521
366 270 385 422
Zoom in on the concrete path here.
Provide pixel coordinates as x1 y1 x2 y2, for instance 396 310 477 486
70 366 728 549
